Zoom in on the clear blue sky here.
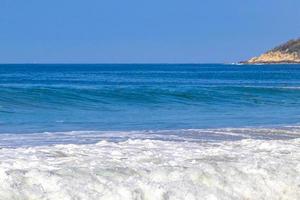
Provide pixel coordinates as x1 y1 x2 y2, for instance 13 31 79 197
0 0 299 63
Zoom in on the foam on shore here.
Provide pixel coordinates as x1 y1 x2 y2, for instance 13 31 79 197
1 127 300 148
0 138 299 200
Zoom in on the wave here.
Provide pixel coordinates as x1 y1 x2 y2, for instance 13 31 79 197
0 138 299 199
2 85 300 133
1 85 300 109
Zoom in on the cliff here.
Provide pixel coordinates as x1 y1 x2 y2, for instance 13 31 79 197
242 38 300 64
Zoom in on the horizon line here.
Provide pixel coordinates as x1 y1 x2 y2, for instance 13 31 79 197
0 62 235 65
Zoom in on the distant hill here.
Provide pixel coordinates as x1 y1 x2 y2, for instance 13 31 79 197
242 38 300 64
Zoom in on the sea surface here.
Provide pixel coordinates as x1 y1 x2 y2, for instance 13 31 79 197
0 64 300 199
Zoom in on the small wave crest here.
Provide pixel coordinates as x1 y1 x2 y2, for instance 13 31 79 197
1 127 300 148
1 85 300 110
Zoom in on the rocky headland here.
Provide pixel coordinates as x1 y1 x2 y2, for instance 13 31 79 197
242 38 300 64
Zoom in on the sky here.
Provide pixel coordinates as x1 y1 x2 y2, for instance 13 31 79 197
0 0 299 63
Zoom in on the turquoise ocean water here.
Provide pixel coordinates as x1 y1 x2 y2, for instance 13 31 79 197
1 64 300 146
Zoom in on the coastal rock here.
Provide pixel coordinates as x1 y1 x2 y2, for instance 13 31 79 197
243 38 300 64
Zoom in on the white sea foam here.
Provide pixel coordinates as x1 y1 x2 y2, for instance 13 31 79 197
0 138 299 200
1 127 300 148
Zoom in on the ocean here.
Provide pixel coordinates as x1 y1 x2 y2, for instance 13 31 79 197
0 64 300 199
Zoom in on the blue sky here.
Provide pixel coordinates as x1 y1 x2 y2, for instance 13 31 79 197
0 0 299 63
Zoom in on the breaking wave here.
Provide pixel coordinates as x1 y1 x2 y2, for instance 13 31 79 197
0 138 299 199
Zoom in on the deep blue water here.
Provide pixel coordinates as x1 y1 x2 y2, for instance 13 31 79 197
1 64 300 133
